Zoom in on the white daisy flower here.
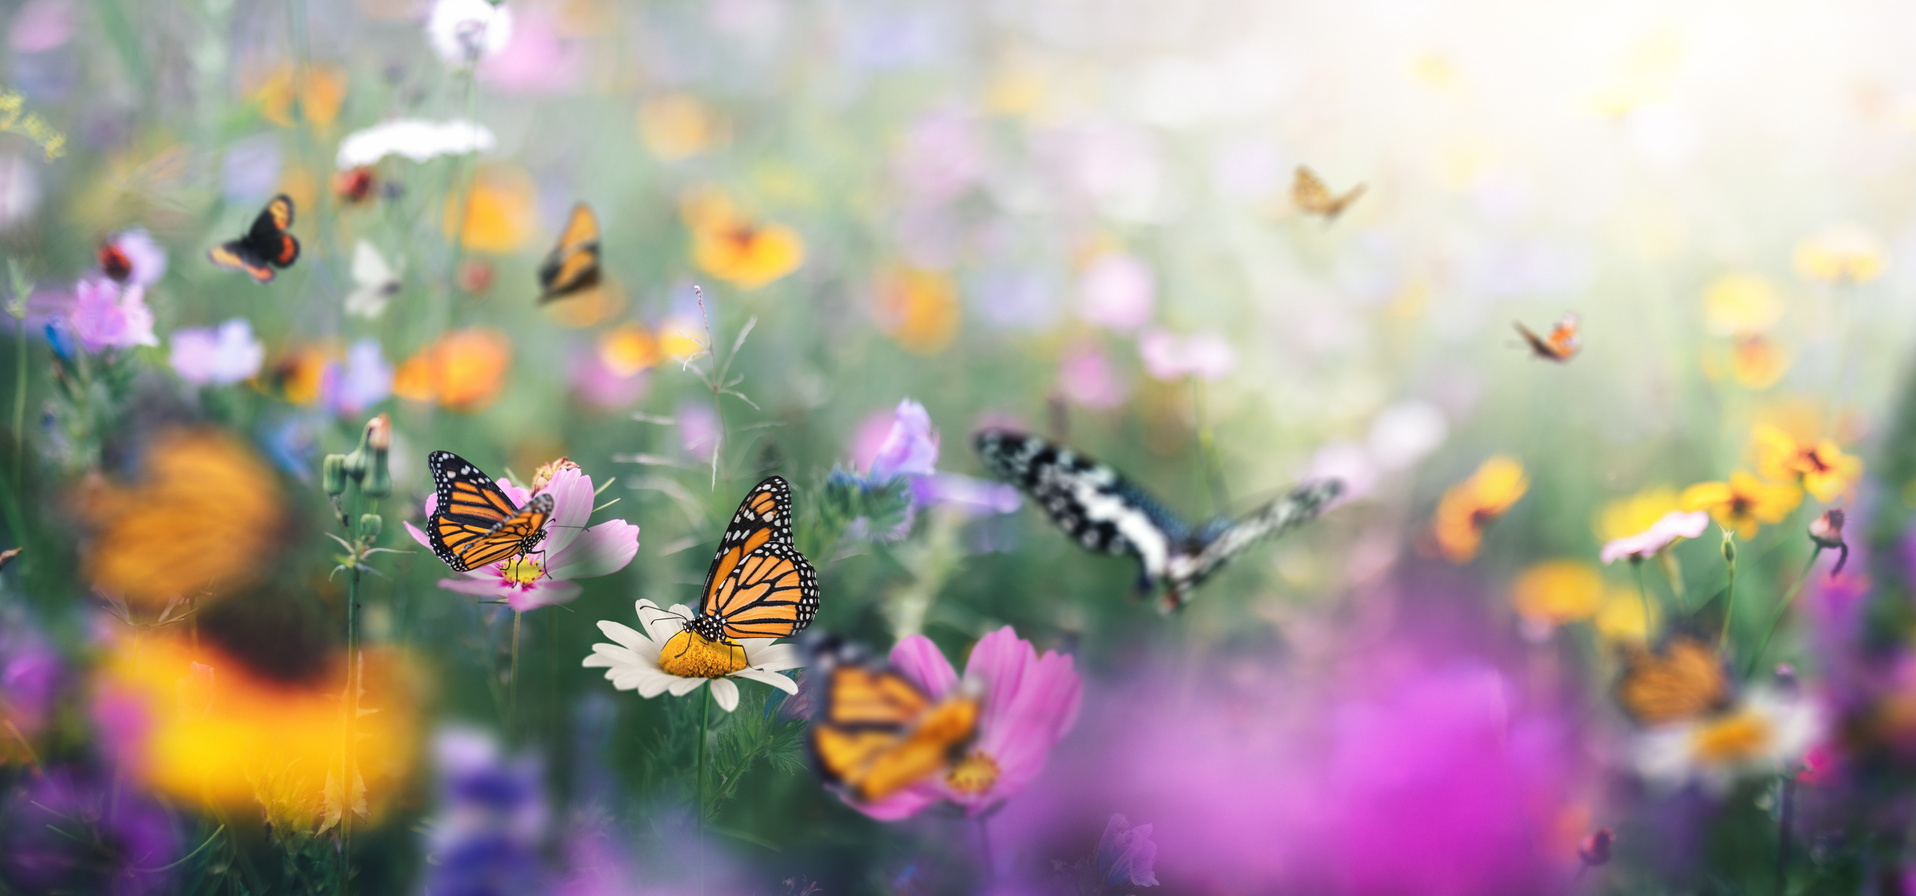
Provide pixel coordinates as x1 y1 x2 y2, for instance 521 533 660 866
1635 687 1822 792
582 599 801 712
334 119 496 170
427 0 513 67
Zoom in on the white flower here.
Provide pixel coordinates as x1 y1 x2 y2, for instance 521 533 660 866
581 599 801 712
427 0 513 67
335 119 496 170
1635 687 1821 793
1601 510 1710 564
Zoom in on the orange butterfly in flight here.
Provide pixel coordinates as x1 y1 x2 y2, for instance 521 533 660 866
1514 313 1580 362
1292 166 1367 222
807 636 980 802
208 195 300 283
537 203 602 304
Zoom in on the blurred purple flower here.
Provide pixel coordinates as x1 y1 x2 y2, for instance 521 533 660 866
168 318 263 386
319 339 393 417
424 728 549 896
0 607 60 746
868 399 938 481
678 401 719 459
0 766 181 895
1138 329 1235 382
1076 252 1154 331
1096 814 1160 888
69 278 156 353
848 627 1082 821
10 0 73 52
101 228 166 286
972 269 1063 330
220 136 281 203
405 464 639 611
895 112 983 205
848 399 1019 517
1057 342 1129 409
479 9 584 94
570 351 649 411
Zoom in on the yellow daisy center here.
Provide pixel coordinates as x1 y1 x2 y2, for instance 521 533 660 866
499 556 543 585
659 629 748 679
1690 710 1773 765
945 750 1000 795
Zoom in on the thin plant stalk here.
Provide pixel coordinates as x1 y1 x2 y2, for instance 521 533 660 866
976 814 997 885
1191 378 1228 516
1631 558 1655 641
508 610 522 735
1747 546 1825 680
12 296 23 492
1719 543 1738 653
1776 775 1795 896
338 488 362 893
697 685 711 896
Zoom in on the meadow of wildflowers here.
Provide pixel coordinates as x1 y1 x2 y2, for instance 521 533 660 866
3 0 1916 893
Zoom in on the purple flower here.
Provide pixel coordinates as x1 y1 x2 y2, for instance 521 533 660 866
0 766 182 895
424 728 549 896
68 277 156 352
167 318 263 386
569 351 649 411
1076 252 1154 331
319 339 393 417
846 627 1082 820
405 463 639 611
868 399 938 481
1096 814 1160 888
0 607 60 748
10 0 74 53
1058 342 1129 409
849 399 1019 517
1138 329 1235 382
101 228 166 287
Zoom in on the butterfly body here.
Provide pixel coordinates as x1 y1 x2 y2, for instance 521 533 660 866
1515 313 1580 362
1292 166 1367 222
425 450 554 572
537 203 602 304
975 430 1343 611
208 195 300 283
683 477 820 644
97 242 133 282
806 636 980 803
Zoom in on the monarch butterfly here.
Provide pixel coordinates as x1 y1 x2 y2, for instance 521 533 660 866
208 195 300 283
537 203 602 304
1292 165 1367 222
807 636 980 803
1615 637 1731 726
679 477 820 643
1515 313 1581 362
976 430 1343 611
425 450 554 572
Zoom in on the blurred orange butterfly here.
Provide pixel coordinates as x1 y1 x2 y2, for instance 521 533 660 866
425 450 553 572
1615 637 1730 726
807 637 979 802
1292 165 1367 222
208 195 300 283
537 203 601 304
1514 313 1580 362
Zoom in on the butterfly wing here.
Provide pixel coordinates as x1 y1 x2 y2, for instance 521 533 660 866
426 450 552 572
207 243 277 282
1616 638 1731 725
210 195 298 281
974 429 1193 591
1293 166 1365 221
537 203 602 304
809 644 979 802
1162 479 1344 610
694 476 820 640
1547 313 1581 359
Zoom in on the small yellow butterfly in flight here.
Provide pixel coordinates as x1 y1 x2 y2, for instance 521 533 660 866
1292 166 1367 222
537 202 602 304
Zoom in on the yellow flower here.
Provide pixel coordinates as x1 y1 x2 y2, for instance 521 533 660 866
638 94 724 160
1595 587 1659 646
1793 225 1885 284
598 324 660 377
252 62 348 129
1727 333 1789 390
1431 455 1528 563
873 269 960 355
1511 561 1604 629
1752 424 1863 502
1702 274 1783 334
445 166 537 253
392 328 513 411
1679 472 1802 540
656 314 706 361
1596 487 1682 543
691 219 805 290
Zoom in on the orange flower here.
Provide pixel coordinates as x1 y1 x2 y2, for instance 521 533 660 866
1679 472 1802 540
1432 455 1528 562
1728 333 1789 390
265 345 333 406
874 269 960 355
445 166 537 253
1753 424 1862 502
252 62 348 129
598 324 660 377
684 189 804 290
638 94 725 160
392 328 512 411
1511 561 1604 630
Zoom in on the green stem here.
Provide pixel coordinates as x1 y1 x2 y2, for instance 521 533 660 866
13 302 24 493
1748 547 1825 680
507 610 521 736
1776 774 1795 896
697 686 711 896
1631 558 1655 641
339 491 361 894
1719 550 1738 653
1191 378 1227 516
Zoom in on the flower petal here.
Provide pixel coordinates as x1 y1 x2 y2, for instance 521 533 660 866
843 780 941 821
732 666 799 694
437 576 516 598
539 467 593 553
710 676 740 712
544 519 640 580
889 634 959 700
666 676 707 697
506 580 581 611
595 620 654 654
403 519 433 549
742 641 803 673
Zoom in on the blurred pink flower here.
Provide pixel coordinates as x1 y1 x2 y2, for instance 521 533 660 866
847 626 1082 820
1057 342 1129 409
101 228 167 287
479 9 585 94
895 111 983 205
678 401 720 459
1600 510 1709 564
868 399 938 481
404 464 639 611
1138 328 1236 382
10 0 73 52
319 339 394 417
570 351 649 411
69 277 156 352
168 318 263 386
1077 252 1154 330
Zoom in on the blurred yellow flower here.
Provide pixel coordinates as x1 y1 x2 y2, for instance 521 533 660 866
1595 587 1659 646
1432 455 1528 563
98 635 418 823
446 165 537 253
1752 424 1862 502
266 345 332 406
638 94 724 160
657 314 706 360
599 324 660 377
692 220 805 290
1680 472 1802 540
74 430 288 608
1511 561 1604 629
1727 333 1789 390
874 269 961 355
1596 487 1682 542
253 63 348 129
1793 225 1885 284
1702 274 1783 334
392 328 513 411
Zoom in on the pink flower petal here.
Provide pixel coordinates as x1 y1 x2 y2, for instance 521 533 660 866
437 576 514 599
544 519 639 581
964 626 1035 736
506 580 582 611
539 466 593 555
888 635 959 700
844 780 943 821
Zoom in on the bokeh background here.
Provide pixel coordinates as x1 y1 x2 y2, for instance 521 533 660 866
3 0 1916 892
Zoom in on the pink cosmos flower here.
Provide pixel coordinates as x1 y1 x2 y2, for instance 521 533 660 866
1057 342 1129 409
846 626 1082 821
1076 252 1154 331
68 277 156 352
1600 510 1710 564
168 318 263 386
1138 328 1236 382
404 464 639 611
101 228 167 287
570 351 650 411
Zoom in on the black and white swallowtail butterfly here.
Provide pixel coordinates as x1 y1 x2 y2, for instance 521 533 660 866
975 429 1343 611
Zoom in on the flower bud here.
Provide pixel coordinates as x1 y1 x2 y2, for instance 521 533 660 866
322 454 348 496
1808 508 1845 549
532 456 580 492
1721 531 1736 563
342 449 368 482
365 413 391 452
357 513 382 541
1578 828 1613 867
